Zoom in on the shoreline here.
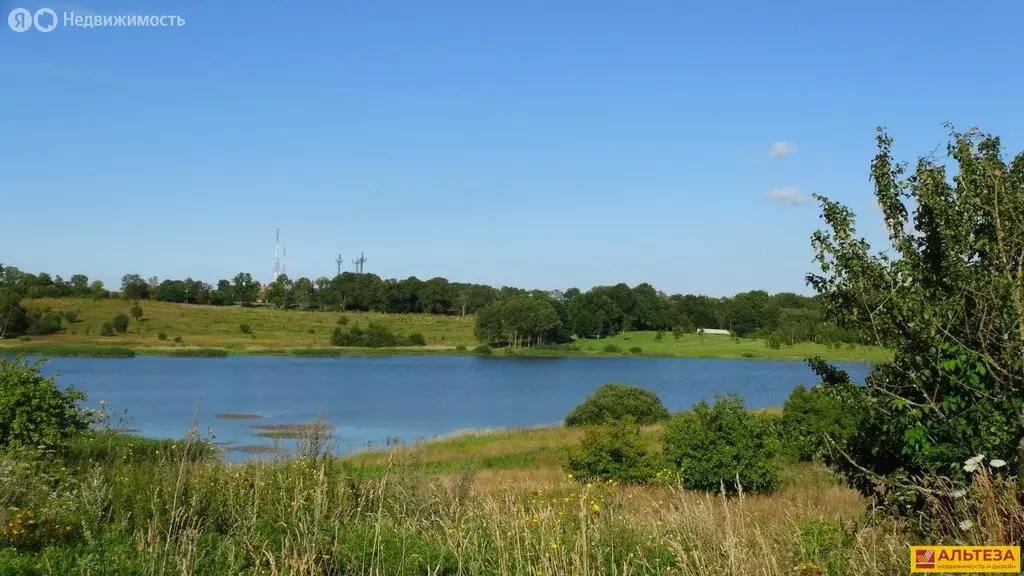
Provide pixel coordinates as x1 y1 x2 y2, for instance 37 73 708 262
0 342 888 363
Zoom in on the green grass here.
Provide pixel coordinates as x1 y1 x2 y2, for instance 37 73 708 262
1 298 890 362
576 331 890 363
0 424 915 575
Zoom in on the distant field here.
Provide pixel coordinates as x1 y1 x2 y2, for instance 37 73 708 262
10 297 478 350
1 298 890 363
576 330 890 363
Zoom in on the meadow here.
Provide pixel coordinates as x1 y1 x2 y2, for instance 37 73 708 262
0 422 912 575
0 298 889 362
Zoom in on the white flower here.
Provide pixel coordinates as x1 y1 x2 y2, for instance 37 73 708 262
963 454 985 473
989 459 1007 469
959 519 974 531
950 489 967 498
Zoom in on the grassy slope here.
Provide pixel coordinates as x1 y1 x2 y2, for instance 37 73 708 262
576 331 890 363
2 297 890 362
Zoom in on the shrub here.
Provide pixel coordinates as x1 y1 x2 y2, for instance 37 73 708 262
239 323 252 334
672 326 684 340
129 302 144 322
629 346 643 354
455 345 467 352
407 332 426 346
337 315 349 325
655 331 664 342
472 344 492 356
602 343 621 353
99 322 115 337
0 356 90 449
662 394 781 493
110 312 129 333
565 418 660 484
331 322 401 347
565 383 669 427
18 335 31 342
62 310 78 323
157 331 168 340
767 331 783 349
25 309 63 336
173 336 182 343
780 382 860 462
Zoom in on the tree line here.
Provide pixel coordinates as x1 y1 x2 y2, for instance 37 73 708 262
0 264 857 346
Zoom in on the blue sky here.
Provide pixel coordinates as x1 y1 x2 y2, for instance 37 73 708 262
2 0 1023 296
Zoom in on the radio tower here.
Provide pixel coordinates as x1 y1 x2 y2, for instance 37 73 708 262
272 229 282 282
354 252 367 274
335 254 344 276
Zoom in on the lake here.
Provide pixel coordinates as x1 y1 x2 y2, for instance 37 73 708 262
36 355 871 459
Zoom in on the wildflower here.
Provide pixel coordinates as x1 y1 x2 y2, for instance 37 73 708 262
959 519 974 531
963 454 985 473
586 483 592 488
567 473 573 480
551 543 558 550
592 503 600 512
989 459 1007 469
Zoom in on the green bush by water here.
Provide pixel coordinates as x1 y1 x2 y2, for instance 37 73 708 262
565 383 669 427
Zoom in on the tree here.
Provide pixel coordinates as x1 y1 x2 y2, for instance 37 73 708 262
266 274 293 308
69 274 90 296
292 277 314 309
806 126 1024 509
120 273 150 300
0 288 28 339
129 301 144 322
111 312 130 333
89 280 109 299
232 273 260 306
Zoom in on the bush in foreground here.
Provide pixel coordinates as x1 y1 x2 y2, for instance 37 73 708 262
780 379 860 462
662 394 781 494
565 418 659 483
565 383 669 427
0 356 90 449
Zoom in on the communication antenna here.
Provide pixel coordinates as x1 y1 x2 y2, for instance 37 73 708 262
272 228 281 283
354 252 367 274
335 254 344 276
281 246 287 277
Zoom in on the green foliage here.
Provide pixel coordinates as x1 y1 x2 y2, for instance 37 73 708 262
164 348 228 357
337 315 349 325
662 394 781 493
565 383 669 427
654 331 664 342
128 301 143 321
601 343 621 353
330 322 408 347
474 295 563 348
238 323 252 334
110 313 129 333
455 344 467 352
24 309 63 336
806 127 1024 508
766 331 783 349
472 344 492 355
672 326 684 340
407 332 426 346
792 517 851 576
780 377 861 462
0 288 29 339
0 357 90 449
61 310 78 324
99 322 115 337
156 331 168 340
565 418 660 484
173 336 182 343
629 346 643 354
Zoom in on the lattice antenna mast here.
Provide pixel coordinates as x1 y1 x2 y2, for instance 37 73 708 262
336 254 344 276
354 252 367 274
273 228 281 283
281 246 287 277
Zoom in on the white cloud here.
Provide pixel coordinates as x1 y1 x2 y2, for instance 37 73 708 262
769 141 796 158
767 186 808 205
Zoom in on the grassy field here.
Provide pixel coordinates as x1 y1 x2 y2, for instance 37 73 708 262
1 298 890 362
576 331 891 363
0 424 912 575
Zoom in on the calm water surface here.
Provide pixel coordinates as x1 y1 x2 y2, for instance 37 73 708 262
37 356 870 459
